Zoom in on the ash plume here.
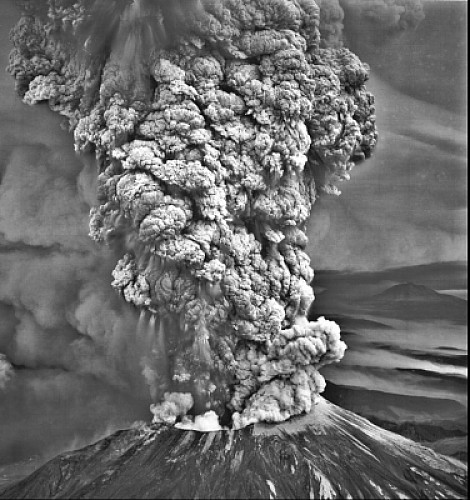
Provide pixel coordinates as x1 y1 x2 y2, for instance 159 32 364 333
318 0 425 48
317 0 345 48
349 0 425 32
7 0 378 429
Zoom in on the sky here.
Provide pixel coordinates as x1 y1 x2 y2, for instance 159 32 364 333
0 0 467 467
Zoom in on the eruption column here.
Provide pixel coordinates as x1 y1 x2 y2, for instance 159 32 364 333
9 0 378 428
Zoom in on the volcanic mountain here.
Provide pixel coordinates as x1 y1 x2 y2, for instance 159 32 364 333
372 283 466 304
1 398 466 500
356 283 468 323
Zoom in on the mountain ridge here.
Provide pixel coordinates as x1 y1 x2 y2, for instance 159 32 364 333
314 261 467 291
371 283 467 304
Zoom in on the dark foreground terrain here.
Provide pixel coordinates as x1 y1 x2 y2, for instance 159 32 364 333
1 398 466 500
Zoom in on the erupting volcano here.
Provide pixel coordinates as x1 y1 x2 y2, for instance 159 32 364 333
2 0 466 498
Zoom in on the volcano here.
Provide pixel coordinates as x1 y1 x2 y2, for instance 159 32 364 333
1 398 466 500
354 283 468 324
372 283 467 304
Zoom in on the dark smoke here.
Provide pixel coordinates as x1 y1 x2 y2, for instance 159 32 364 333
5 0 379 430
317 0 425 48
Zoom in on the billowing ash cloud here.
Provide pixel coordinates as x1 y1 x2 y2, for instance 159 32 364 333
350 0 425 32
7 0 378 429
317 0 345 48
318 0 425 48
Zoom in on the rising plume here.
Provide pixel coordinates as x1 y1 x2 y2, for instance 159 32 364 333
7 0 378 428
318 0 425 48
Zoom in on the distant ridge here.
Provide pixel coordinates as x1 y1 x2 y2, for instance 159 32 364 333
371 283 467 305
315 261 467 290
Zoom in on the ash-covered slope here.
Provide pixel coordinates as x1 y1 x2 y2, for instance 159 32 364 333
1 398 466 500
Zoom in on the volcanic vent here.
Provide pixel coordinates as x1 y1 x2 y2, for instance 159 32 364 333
8 0 377 428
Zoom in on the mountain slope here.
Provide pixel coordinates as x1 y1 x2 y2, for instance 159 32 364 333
1 398 466 499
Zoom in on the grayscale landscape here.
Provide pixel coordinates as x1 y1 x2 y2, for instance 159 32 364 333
0 0 466 497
